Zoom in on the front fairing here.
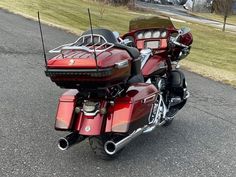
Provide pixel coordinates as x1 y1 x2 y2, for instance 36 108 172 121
129 16 176 32
122 16 178 77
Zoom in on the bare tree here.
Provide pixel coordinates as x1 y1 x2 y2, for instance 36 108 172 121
128 0 135 9
212 0 234 31
99 2 106 20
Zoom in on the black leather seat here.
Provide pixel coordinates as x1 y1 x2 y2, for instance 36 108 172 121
82 28 118 44
114 43 140 59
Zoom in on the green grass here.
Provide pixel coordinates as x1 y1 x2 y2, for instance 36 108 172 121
0 0 148 34
176 22 236 73
0 0 236 86
178 21 236 86
192 12 236 25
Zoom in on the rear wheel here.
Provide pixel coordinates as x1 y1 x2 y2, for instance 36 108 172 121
89 135 123 160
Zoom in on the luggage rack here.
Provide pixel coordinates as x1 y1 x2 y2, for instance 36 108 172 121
49 34 114 54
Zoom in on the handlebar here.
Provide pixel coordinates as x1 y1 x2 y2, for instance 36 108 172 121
171 40 189 48
170 36 190 49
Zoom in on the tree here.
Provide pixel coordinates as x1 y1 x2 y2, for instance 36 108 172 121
99 2 106 20
212 0 234 31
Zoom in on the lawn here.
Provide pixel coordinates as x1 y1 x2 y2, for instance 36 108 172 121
174 21 236 71
0 0 236 86
192 12 236 25
179 22 236 86
0 0 143 34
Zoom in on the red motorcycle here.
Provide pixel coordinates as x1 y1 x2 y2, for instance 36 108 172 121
45 16 193 159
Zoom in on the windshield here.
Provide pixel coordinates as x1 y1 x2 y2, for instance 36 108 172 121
129 16 175 31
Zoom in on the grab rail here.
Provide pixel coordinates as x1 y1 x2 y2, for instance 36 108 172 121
49 34 114 54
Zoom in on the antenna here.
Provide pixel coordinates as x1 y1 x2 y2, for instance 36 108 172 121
88 8 99 72
37 11 47 68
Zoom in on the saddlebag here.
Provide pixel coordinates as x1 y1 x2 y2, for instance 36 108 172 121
55 90 78 130
108 83 158 133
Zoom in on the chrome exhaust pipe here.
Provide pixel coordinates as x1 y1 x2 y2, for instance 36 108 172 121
104 120 168 155
104 127 146 155
58 132 85 151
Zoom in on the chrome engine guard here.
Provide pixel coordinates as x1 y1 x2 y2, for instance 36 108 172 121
143 94 168 133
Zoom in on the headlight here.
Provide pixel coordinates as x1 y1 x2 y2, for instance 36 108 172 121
161 31 167 38
153 31 161 38
137 32 144 39
144 31 152 38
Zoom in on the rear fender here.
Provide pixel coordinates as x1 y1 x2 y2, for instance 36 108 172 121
74 114 104 136
74 101 107 136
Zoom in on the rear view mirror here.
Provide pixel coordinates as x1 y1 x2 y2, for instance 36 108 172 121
122 39 132 45
113 31 120 39
179 27 190 35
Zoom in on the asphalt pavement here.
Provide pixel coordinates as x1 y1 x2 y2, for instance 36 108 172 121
0 9 236 177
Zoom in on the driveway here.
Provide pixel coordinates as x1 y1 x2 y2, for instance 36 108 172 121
0 9 236 177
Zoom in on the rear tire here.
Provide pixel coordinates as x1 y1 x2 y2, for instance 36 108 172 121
89 135 123 160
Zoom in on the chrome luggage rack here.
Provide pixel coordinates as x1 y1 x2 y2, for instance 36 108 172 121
49 34 114 54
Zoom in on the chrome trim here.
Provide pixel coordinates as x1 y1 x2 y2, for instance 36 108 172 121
171 61 180 69
159 94 168 120
143 120 166 134
49 34 114 54
83 109 100 116
58 137 69 151
104 126 147 155
183 89 190 99
142 94 156 104
140 48 152 69
169 97 182 107
104 116 168 155
144 94 169 133
145 78 151 84
58 133 85 151
115 60 129 69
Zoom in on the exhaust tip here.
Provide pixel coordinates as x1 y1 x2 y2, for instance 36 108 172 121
104 141 116 155
58 138 69 151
